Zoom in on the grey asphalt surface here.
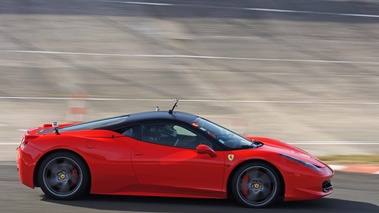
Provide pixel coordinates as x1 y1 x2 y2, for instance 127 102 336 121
1 0 379 212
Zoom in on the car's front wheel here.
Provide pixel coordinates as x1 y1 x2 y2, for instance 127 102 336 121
231 162 281 207
37 151 89 200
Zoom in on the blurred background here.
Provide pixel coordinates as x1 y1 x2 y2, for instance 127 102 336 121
1 0 379 161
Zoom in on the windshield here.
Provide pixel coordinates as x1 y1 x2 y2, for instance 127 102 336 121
193 117 259 150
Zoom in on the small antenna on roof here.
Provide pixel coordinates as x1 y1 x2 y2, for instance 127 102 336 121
169 98 179 114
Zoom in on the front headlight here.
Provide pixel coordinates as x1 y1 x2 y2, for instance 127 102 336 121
279 154 321 172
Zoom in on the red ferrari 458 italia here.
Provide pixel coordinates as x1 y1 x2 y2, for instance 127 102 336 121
17 102 334 207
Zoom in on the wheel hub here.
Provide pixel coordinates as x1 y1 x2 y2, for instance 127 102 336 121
58 171 68 181
252 181 263 191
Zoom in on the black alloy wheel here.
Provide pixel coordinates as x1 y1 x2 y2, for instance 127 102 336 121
232 162 281 207
37 151 89 200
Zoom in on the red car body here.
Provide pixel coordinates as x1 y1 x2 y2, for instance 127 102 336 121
17 110 334 207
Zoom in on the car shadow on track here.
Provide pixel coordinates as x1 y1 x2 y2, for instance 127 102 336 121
41 195 379 213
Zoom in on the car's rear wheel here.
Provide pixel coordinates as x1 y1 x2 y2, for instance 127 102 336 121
37 151 89 200
231 162 281 207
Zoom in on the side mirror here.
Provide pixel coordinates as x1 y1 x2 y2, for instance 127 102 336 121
196 144 217 158
52 121 60 135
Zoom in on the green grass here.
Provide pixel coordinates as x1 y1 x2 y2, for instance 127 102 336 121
318 155 379 165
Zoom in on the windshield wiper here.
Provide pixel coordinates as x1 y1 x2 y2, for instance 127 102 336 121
241 144 256 149
239 140 264 149
252 140 264 146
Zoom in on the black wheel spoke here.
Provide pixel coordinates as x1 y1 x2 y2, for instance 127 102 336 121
260 173 272 185
58 181 71 192
46 175 60 187
246 190 259 201
260 187 271 199
48 162 60 175
247 170 259 180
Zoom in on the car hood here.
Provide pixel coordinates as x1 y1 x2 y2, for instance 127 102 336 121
247 136 326 168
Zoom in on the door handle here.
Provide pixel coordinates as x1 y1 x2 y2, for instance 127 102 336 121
134 151 144 156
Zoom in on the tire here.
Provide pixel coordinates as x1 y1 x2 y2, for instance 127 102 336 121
231 162 281 208
37 151 89 200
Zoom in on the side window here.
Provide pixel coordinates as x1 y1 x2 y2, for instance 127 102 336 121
174 126 196 137
123 128 133 137
122 126 139 139
141 123 212 149
141 124 162 143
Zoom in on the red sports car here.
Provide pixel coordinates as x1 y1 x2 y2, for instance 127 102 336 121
17 105 334 207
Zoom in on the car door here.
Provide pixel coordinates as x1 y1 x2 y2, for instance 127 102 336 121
131 122 225 197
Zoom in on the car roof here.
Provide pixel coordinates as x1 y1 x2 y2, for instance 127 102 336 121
47 111 198 134
126 111 198 125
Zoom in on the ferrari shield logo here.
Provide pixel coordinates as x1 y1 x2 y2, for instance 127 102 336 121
228 154 234 161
